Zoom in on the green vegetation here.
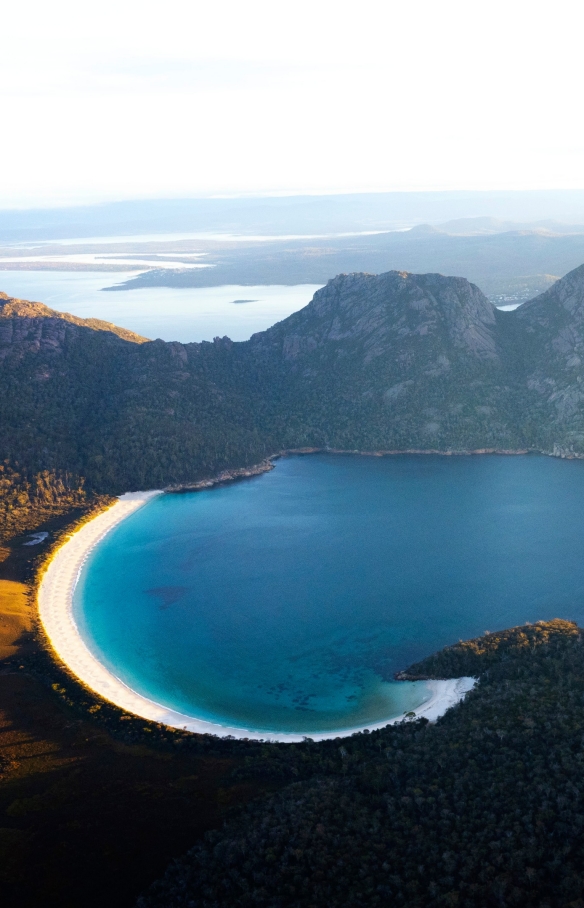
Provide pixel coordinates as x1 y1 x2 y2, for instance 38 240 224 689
398 619 579 678
0 524 283 908
5 265 584 522
4 271 584 905
139 620 584 908
105 226 584 302
2 507 584 908
0 461 111 543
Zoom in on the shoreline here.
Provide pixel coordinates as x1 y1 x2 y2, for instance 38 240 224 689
282 447 531 457
37 488 475 742
162 445 584 497
161 447 538 497
165 458 276 492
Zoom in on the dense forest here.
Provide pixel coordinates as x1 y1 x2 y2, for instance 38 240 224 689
4 264 584 528
139 620 584 908
4 272 584 906
0 461 111 543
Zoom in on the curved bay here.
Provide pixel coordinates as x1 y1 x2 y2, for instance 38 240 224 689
73 454 584 734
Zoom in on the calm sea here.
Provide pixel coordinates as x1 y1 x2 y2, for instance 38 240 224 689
0 271 322 342
73 454 584 735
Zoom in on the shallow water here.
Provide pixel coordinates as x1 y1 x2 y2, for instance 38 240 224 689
0 271 322 342
74 454 584 734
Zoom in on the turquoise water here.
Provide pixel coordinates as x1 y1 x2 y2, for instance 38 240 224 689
74 454 584 734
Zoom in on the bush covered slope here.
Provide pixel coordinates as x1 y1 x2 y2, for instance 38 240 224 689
4 265 584 510
139 620 584 908
0 461 105 542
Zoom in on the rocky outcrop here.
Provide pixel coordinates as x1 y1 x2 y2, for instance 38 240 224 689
0 293 147 359
5 265 584 493
508 266 584 446
251 271 499 364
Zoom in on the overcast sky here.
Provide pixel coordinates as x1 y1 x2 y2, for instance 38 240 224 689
2 0 583 207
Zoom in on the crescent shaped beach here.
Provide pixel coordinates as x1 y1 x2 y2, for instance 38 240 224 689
37 490 475 742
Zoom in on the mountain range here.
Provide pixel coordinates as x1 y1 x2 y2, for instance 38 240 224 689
3 265 584 513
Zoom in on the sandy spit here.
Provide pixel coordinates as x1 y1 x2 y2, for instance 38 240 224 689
38 490 475 743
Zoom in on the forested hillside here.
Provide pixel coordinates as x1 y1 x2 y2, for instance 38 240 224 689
139 620 584 908
4 265 584 533
0 461 107 543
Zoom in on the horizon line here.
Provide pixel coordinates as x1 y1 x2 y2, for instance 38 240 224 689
4 186 584 214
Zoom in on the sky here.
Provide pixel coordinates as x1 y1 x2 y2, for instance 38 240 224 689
2 0 583 207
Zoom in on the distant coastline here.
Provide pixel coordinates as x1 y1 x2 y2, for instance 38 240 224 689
37 482 475 741
164 447 536 497
281 446 531 457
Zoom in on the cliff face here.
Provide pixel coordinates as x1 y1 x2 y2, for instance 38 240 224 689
252 271 499 363
248 271 515 452
509 265 584 449
0 293 147 358
3 266 584 494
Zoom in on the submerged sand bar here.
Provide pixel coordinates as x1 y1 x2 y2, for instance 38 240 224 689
38 490 475 743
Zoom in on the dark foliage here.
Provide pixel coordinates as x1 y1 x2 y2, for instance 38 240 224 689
398 620 579 679
0 460 111 543
3 266 584 517
139 620 584 908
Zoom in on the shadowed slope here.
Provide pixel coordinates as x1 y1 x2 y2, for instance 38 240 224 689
249 270 518 451
4 266 584 499
139 619 584 908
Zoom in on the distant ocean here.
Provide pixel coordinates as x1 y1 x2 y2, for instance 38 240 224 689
0 270 322 342
73 453 584 736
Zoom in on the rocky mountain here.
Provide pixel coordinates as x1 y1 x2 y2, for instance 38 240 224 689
253 271 499 361
3 267 584 503
0 294 274 492
246 271 518 453
0 292 148 349
512 264 584 451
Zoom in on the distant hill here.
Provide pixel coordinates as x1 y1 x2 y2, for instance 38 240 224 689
3 266 584 511
104 229 584 302
433 216 584 236
5 189 584 242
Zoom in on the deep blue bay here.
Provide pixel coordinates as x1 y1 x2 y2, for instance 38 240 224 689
73 454 584 735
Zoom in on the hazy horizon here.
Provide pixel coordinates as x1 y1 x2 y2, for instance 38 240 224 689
3 1 584 207
5 190 584 244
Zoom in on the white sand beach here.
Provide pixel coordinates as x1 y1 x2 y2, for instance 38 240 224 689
38 492 476 743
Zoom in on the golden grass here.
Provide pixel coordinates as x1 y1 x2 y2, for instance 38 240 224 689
0 579 32 661
0 541 269 908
